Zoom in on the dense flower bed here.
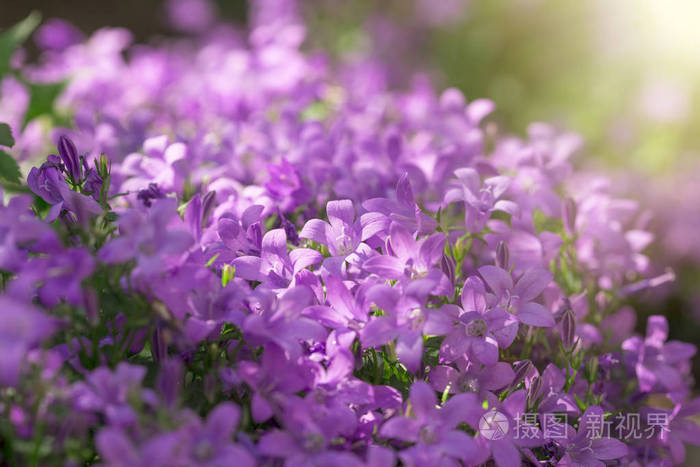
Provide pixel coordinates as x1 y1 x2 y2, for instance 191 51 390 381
0 3 698 466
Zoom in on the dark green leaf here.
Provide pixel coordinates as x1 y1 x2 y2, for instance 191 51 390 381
0 12 41 78
0 122 14 147
0 149 21 184
23 80 68 126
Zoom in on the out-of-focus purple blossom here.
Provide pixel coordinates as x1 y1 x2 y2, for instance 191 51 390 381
71 363 156 427
467 390 545 467
555 406 628 466
0 297 55 387
34 19 84 51
1 7 697 466
136 183 164 208
178 402 256 467
622 315 696 399
100 197 193 278
166 0 217 34
444 167 513 233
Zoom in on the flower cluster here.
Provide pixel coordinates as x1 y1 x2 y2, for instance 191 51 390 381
0 1 697 466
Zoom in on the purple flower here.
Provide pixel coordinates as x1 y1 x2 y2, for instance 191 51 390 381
57 135 85 184
468 390 545 467
178 402 255 467
232 228 321 289
71 363 156 427
27 155 67 205
184 190 217 242
27 152 103 223
529 363 581 416
299 199 372 262
380 381 480 466
301 273 371 333
99 197 193 278
363 223 450 295
622 315 696 398
361 173 438 238
443 167 513 233
0 193 60 272
642 397 700 465
439 276 519 365
213 205 265 260
35 247 95 307
238 343 316 423
83 168 104 200
136 182 164 208
34 18 84 51
166 0 217 34
96 428 182 467
478 264 556 327
0 297 55 387
556 406 627 466
429 358 515 399
243 286 328 360
360 279 453 372
265 158 311 212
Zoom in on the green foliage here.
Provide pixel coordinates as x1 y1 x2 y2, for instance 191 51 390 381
0 122 14 147
0 149 21 184
533 209 564 235
0 11 41 78
0 122 21 185
22 80 68 127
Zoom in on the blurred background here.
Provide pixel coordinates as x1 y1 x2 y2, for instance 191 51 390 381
2 0 699 384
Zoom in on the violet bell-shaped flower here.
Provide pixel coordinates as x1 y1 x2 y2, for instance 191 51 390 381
478 264 556 327
622 315 696 398
379 381 481 466
443 167 515 233
439 276 519 365
300 199 365 257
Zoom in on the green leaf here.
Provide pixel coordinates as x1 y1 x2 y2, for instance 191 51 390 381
23 80 68 126
0 12 41 78
533 208 563 235
0 122 14 147
301 100 331 121
0 149 21 184
221 264 235 287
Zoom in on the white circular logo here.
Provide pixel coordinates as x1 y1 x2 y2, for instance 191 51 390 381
479 410 509 440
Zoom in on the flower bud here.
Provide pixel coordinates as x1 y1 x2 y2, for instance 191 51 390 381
96 153 111 178
440 253 456 285
510 359 534 390
496 241 509 270
280 212 299 245
527 375 543 407
58 135 83 183
83 170 103 200
560 307 576 351
201 190 217 229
